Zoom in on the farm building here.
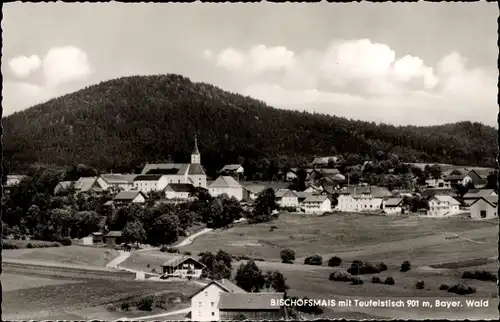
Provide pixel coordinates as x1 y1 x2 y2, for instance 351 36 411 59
218 293 286 321
462 189 498 206
275 189 299 208
164 183 197 200
98 173 137 192
74 176 105 194
54 181 75 195
443 170 486 188
243 184 267 200
91 232 104 243
302 195 331 214
190 279 285 321
311 156 339 167
383 198 404 214
219 164 244 180
112 191 147 205
104 231 123 246
470 196 498 219
209 176 244 201
336 186 391 212
427 195 460 217
133 174 168 193
161 257 205 279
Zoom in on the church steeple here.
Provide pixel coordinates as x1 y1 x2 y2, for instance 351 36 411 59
191 134 200 164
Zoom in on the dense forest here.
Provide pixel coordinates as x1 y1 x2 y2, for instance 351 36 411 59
2 74 497 178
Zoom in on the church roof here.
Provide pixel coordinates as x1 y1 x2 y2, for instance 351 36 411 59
141 163 190 175
210 176 242 188
188 163 206 175
192 135 200 155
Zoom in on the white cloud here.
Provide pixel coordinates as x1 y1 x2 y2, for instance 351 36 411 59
203 49 213 59
8 55 41 78
215 45 295 75
391 55 438 89
43 46 92 87
3 46 92 116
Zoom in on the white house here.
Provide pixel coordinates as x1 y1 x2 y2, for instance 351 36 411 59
336 186 391 212
382 198 404 214
190 279 246 321
470 196 498 219
336 192 358 212
112 191 147 205
161 257 206 279
302 195 331 214
209 176 244 201
141 135 207 188
73 177 106 194
5 175 26 188
427 195 460 217
243 185 267 200
275 189 299 208
285 169 298 181
98 174 136 192
164 183 196 200
133 174 169 193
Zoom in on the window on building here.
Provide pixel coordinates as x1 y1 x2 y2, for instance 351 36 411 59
204 291 208 296
212 312 215 316
480 210 487 218
211 302 215 307
199 302 202 307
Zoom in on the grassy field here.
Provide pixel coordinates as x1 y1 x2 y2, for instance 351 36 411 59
3 245 119 267
122 250 184 274
2 267 201 320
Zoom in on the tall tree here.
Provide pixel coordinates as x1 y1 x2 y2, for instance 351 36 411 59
235 260 266 293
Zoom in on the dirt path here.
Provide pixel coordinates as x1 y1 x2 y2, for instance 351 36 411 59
176 228 213 247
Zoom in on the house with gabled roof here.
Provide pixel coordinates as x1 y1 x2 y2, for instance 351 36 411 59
275 189 299 208
336 186 392 212
189 279 286 321
220 164 244 175
161 256 206 279
470 196 498 219
112 191 147 205
133 174 169 193
54 180 75 195
98 173 136 192
141 135 207 188
164 183 197 200
311 156 339 167
382 198 404 214
209 176 244 201
462 189 498 206
428 195 460 217
74 176 105 194
302 195 331 214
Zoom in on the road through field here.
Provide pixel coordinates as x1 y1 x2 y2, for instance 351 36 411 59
116 307 191 321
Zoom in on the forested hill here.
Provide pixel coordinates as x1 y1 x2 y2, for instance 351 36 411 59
2 74 497 176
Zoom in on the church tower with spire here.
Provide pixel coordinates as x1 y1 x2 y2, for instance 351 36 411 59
191 134 201 164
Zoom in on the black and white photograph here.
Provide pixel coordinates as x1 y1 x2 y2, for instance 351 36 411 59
1 1 498 320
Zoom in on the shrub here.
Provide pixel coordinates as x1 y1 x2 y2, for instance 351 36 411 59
137 295 155 311
415 280 425 290
328 256 342 267
198 251 206 256
439 284 450 291
377 262 388 272
351 276 364 285
280 248 296 264
107 303 116 312
329 271 354 282
183 251 192 256
347 260 381 275
290 296 324 315
121 302 130 311
384 277 395 285
21 235 26 241
160 245 169 252
462 270 497 282
304 254 323 266
27 243 33 248
400 260 411 272
166 247 180 253
147 264 150 268
372 276 381 284
151 268 157 273
448 284 476 295
254 258 265 261
2 241 19 249
59 237 72 246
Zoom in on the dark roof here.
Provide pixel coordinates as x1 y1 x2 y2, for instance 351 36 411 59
162 256 206 268
106 231 122 237
444 174 466 181
384 198 403 207
189 279 246 299
463 189 496 199
188 163 206 175
134 174 163 181
470 196 498 207
220 164 243 172
146 168 181 175
113 191 145 200
100 174 129 184
342 186 392 198
141 163 190 175
218 293 285 310
166 183 196 192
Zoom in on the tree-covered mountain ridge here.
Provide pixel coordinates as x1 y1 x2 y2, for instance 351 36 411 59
2 74 497 174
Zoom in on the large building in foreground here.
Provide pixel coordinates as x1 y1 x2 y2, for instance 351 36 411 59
140 135 207 189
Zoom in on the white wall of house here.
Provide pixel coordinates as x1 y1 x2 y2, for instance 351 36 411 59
279 195 299 208
357 197 383 212
336 194 357 212
165 189 191 200
132 194 146 203
428 199 460 217
134 180 157 193
96 177 110 190
209 187 243 201
470 199 498 219
191 283 226 321
189 174 207 188
165 175 188 185
384 206 402 214
304 199 331 213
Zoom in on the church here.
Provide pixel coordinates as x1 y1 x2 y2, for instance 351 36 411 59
140 135 207 189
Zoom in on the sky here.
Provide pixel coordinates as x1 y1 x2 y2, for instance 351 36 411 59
2 2 498 126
